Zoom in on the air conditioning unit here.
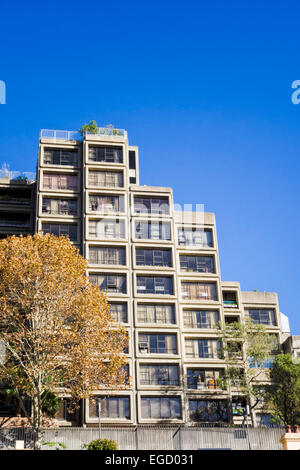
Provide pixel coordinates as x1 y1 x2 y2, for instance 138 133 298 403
196 382 205 390
139 342 149 353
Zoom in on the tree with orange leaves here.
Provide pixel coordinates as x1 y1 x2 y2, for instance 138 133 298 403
0 233 128 448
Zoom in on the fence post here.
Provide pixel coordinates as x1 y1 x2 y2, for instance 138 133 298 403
135 426 139 450
245 406 252 450
172 424 182 450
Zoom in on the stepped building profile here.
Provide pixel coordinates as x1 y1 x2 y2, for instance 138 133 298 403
0 127 290 427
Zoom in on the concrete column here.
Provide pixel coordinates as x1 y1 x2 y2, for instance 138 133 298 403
280 426 300 450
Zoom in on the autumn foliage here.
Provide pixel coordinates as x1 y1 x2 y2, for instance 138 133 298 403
0 233 128 438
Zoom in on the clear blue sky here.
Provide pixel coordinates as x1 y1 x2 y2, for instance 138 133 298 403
0 1 299 333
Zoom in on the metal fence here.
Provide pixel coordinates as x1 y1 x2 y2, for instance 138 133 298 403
0 425 285 450
173 425 284 450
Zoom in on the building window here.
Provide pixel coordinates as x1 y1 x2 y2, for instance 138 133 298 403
43 173 77 191
248 357 274 369
89 247 126 265
140 364 179 386
0 188 31 204
138 334 177 354
245 309 276 326
55 399 79 423
178 228 213 247
183 310 219 329
137 276 174 295
88 146 123 163
0 214 30 228
187 368 224 390
141 397 181 419
189 400 228 422
181 282 217 301
180 255 215 273
134 197 170 215
227 341 243 360
42 198 77 216
89 274 126 294
110 303 128 323
44 148 78 166
42 223 77 242
89 396 130 419
256 413 281 427
137 304 175 324
136 248 172 267
185 339 221 359
88 195 124 213
129 150 136 169
88 219 125 239
88 170 123 188
134 221 171 240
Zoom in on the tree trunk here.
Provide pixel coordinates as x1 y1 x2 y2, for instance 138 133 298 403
249 396 257 427
32 393 42 450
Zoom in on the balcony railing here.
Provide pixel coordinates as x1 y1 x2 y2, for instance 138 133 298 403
140 379 179 386
137 287 174 295
183 319 216 329
86 127 127 138
188 380 220 390
138 345 177 354
40 127 128 141
223 300 238 308
42 208 77 216
0 221 30 227
0 197 31 205
0 170 36 182
40 130 81 141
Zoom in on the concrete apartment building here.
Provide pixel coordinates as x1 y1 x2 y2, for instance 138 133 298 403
0 127 289 427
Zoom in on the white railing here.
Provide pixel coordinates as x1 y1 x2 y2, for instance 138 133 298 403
40 129 81 140
85 127 127 138
0 169 36 182
40 127 128 141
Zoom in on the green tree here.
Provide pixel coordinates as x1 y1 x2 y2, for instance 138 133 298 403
217 320 276 426
265 354 300 426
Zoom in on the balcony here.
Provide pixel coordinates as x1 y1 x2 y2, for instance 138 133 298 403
138 334 177 355
140 364 179 385
40 127 128 141
0 186 32 206
222 292 238 308
187 369 224 390
0 220 30 228
137 276 174 295
138 343 177 355
0 212 31 228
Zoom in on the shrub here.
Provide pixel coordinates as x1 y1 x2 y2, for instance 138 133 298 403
84 438 118 450
78 120 98 136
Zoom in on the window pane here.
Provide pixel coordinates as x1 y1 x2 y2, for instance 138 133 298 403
141 397 181 419
44 148 78 166
178 228 213 247
88 146 123 163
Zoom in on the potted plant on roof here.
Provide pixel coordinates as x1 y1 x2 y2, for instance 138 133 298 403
78 120 98 136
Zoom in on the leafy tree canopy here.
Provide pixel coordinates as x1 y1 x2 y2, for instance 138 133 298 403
265 354 300 426
0 233 128 446
78 120 98 136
